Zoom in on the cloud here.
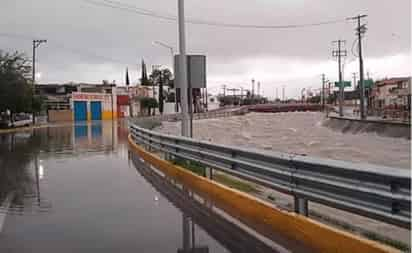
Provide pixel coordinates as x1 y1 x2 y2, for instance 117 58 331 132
1 0 410 98
207 52 411 99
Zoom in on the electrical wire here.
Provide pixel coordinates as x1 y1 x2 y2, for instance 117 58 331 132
0 32 135 66
83 0 176 22
82 0 348 29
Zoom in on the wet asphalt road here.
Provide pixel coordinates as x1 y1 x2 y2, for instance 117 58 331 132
0 121 310 253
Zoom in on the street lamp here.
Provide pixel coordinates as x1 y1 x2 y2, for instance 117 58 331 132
153 40 174 61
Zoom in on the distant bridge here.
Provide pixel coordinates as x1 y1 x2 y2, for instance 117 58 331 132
248 103 323 113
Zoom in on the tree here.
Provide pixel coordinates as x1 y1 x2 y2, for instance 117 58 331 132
166 91 176 102
140 97 158 116
149 68 173 115
0 50 42 115
307 95 321 104
140 59 152 86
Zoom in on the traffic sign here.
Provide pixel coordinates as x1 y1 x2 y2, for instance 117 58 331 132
334 81 351 88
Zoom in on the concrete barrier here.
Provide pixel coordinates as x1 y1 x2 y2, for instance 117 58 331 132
325 116 411 139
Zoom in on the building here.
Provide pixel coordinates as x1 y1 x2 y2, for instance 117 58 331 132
36 82 156 121
37 83 118 122
70 90 117 121
371 77 411 110
116 86 150 117
36 83 78 110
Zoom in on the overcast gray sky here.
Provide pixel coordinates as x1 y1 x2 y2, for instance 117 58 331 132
1 0 411 98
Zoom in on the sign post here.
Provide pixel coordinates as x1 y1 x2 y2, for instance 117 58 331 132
175 55 206 137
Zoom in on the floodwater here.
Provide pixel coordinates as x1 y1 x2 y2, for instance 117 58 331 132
156 112 411 169
0 121 307 253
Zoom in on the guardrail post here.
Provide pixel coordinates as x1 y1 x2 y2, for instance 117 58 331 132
205 167 213 179
390 180 401 214
291 156 309 216
174 139 179 162
231 151 238 171
148 133 153 152
294 197 308 216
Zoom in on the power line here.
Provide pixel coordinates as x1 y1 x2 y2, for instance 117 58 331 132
0 32 135 66
82 0 348 30
83 0 176 22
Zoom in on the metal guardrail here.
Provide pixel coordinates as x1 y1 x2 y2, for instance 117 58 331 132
131 106 249 123
130 124 411 229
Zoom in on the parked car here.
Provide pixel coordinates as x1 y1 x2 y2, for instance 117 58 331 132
0 113 33 128
12 114 33 127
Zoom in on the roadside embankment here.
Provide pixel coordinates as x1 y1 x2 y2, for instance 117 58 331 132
324 116 411 139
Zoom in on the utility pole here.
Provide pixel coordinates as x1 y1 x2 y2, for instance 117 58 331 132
301 88 306 103
222 84 226 97
352 72 357 89
251 79 255 97
32 39 47 124
332 40 347 116
322 74 326 110
348 14 368 120
178 0 190 137
282 85 285 102
328 82 331 99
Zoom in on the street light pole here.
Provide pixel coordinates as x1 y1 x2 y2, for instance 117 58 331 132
178 0 190 137
32 39 47 124
153 41 174 72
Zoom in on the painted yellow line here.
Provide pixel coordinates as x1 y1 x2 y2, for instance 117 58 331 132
128 134 400 253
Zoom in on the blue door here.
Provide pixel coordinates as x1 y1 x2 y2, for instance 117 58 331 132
91 123 102 138
74 125 88 139
90 101 102 120
74 101 87 121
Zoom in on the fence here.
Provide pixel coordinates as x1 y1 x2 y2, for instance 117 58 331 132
130 124 411 229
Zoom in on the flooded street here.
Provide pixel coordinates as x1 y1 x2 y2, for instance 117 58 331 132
0 121 303 253
157 112 411 169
